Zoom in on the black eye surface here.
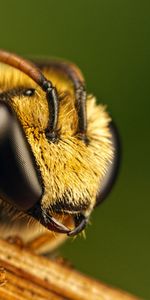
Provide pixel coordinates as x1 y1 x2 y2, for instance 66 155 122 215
0 101 43 211
95 122 121 206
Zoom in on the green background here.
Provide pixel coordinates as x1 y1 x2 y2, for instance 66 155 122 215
0 1 150 298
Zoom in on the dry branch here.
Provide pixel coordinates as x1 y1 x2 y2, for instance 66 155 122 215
0 238 142 300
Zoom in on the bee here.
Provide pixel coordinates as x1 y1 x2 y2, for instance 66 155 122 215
0 50 120 253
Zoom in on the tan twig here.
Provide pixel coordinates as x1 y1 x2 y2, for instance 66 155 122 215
0 238 142 300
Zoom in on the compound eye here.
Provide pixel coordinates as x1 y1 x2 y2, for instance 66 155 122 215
0 101 43 211
95 122 121 206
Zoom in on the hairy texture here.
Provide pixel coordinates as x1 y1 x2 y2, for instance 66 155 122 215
0 63 113 248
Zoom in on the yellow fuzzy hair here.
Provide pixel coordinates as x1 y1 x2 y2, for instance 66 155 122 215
0 63 113 248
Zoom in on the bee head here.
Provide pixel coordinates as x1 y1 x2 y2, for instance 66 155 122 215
0 51 120 237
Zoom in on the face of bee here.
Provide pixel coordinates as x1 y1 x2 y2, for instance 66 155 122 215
0 51 119 237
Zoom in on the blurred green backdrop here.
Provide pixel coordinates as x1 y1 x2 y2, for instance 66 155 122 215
0 0 150 298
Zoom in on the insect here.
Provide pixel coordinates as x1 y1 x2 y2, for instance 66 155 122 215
0 50 120 253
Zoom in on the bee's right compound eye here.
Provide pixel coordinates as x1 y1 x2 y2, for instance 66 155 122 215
95 122 121 206
0 101 43 211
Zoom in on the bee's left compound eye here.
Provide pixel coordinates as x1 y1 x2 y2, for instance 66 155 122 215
0 101 43 211
96 122 121 206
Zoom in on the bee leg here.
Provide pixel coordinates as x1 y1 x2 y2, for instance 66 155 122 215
35 60 87 138
26 232 67 255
